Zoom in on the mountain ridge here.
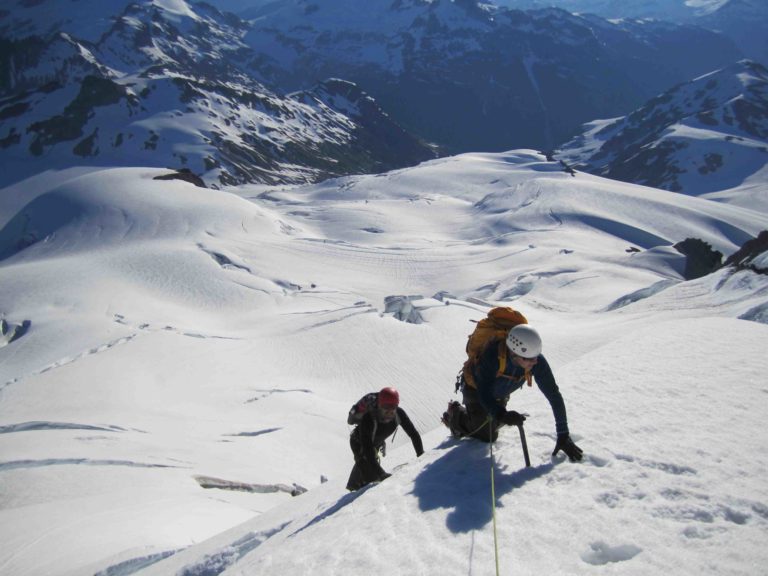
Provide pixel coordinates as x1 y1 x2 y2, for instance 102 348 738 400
1 0 764 196
0 0 436 188
556 59 768 198
241 0 743 153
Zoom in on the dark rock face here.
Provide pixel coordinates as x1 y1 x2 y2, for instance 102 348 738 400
27 76 133 157
673 238 724 280
152 169 207 188
671 231 768 282
724 230 768 275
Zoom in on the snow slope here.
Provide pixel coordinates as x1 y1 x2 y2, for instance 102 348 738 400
141 315 768 576
1 151 767 575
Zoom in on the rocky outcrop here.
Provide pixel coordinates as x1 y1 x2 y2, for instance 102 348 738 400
0 318 31 347
673 238 724 280
153 169 207 188
724 230 768 275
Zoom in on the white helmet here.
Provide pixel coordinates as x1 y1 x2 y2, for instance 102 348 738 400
506 325 542 358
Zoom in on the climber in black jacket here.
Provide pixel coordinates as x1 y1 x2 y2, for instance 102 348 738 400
346 387 423 491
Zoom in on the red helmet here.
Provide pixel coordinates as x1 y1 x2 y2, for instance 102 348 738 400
378 387 400 408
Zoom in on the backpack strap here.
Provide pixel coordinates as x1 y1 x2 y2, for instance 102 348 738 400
463 338 533 389
496 340 507 379
372 408 399 457
390 412 400 447
496 340 533 387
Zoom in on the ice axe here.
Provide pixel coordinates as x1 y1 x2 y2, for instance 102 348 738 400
517 423 531 468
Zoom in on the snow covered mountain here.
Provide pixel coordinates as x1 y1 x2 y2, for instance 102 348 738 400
198 0 273 15
494 0 768 65
0 0 436 187
241 0 742 153
696 0 768 68
2 0 756 187
493 0 727 19
556 60 768 203
1 150 767 575
1 4 767 575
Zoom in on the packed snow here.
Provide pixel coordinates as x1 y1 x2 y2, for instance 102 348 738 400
1 151 767 576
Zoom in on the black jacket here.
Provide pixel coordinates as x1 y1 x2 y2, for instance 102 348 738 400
351 406 424 464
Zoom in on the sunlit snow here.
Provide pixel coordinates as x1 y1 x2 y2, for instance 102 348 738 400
1 151 767 576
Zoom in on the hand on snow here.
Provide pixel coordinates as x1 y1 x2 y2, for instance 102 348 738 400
552 434 583 462
498 409 526 427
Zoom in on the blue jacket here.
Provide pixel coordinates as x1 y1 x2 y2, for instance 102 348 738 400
472 341 569 436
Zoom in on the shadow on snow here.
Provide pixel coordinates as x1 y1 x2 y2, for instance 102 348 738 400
411 438 554 533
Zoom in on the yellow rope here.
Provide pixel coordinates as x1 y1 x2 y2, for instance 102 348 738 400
489 418 501 576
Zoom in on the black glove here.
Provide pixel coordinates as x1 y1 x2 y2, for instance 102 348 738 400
498 409 526 427
552 434 583 462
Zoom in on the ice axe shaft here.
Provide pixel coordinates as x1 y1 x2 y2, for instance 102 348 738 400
517 424 531 467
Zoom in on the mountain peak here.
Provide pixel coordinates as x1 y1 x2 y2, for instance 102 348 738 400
557 59 768 195
0 0 436 187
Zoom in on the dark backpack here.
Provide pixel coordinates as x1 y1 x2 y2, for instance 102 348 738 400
347 392 380 425
347 392 401 433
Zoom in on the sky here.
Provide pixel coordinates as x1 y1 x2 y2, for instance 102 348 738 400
0 150 767 575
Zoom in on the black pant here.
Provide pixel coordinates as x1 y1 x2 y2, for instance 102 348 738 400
456 386 506 443
346 435 386 491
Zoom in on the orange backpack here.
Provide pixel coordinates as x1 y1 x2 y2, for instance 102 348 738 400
460 307 533 389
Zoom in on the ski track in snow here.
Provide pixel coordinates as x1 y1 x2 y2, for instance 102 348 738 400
0 334 137 394
282 301 375 316
301 306 378 330
112 314 241 340
245 388 312 404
